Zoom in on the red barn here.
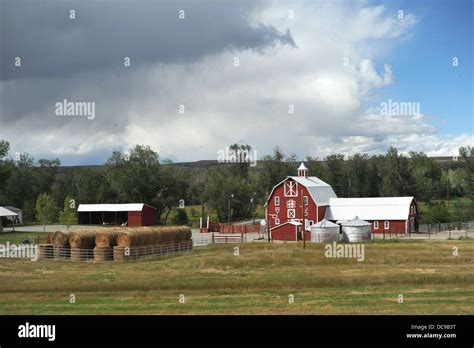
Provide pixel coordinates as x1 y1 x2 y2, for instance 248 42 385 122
265 163 337 241
325 197 418 234
265 162 419 241
77 203 157 227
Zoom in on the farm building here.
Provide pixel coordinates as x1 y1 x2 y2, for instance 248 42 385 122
265 163 419 241
0 206 18 232
265 162 337 241
77 203 157 227
4 206 22 223
270 221 310 242
326 197 418 234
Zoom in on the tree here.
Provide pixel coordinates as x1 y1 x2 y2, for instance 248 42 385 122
257 147 294 196
325 154 348 196
173 208 189 225
35 193 58 232
408 151 441 202
59 195 77 231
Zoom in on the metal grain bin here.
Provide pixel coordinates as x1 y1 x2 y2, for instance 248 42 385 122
340 217 371 242
310 219 340 243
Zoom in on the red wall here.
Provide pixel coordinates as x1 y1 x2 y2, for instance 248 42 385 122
266 179 321 231
128 211 142 227
369 220 406 234
141 204 157 226
369 199 419 234
271 223 299 241
127 205 157 226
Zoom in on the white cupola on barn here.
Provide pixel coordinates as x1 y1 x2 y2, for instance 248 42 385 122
297 162 308 178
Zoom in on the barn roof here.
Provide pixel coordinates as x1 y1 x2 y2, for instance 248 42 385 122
290 176 338 206
77 203 155 212
325 197 414 221
0 207 18 217
265 176 337 207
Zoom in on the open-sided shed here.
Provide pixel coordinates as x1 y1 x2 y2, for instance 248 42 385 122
77 203 157 227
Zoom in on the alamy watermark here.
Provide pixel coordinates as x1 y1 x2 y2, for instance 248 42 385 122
55 99 95 120
217 146 257 167
324 241 365 262
380 99 421 117
0 242 37 261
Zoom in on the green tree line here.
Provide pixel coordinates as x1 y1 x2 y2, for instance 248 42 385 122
0 139 472 225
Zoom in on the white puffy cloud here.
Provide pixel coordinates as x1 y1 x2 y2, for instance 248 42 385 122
0 0 470 164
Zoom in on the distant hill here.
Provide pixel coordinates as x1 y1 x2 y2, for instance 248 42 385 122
55 156 461 171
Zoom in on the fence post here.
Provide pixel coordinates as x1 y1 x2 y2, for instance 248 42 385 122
383 230 385 240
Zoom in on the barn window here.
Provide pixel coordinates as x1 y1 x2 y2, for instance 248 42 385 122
384 221 390 229
284 181 298 197
304 196 308 205
275 196 280 206
374 221 379 229
275 218 280 225
286 199 296 209
287 209 295 218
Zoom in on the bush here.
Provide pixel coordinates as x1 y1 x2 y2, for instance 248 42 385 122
173 209 189 225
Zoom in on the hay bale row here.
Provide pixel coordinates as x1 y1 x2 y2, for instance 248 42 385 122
69 230 101 249
116 226 191 247
95 229 122 248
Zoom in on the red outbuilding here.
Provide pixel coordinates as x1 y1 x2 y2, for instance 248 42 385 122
77 203 157 226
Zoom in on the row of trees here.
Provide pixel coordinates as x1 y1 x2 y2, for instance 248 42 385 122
0 139 472 225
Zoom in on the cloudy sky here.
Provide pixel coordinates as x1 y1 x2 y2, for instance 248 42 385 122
0 0 472 165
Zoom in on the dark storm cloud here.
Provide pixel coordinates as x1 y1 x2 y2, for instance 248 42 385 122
0 0 295 82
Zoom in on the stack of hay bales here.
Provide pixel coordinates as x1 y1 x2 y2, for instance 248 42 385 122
69 230 99 261
94 228 123 261
114 226 192 261
52 231 71 259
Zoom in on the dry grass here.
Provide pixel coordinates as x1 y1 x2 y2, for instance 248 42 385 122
0 240 472 314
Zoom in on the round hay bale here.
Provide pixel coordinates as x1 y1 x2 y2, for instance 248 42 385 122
93 247 113 261
95 230 121 248
53 246 70 259
69 230 100 249
116 230 148 247
52 231 71 247
70 248 93 261
37 244 53 260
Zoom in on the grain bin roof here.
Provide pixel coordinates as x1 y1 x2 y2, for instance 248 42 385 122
339 217 371 226
326 197 414 221
77 203 156 212
0 207 18 217
311 218 339 228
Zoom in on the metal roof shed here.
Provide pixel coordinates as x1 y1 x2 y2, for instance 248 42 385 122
77 203 157 227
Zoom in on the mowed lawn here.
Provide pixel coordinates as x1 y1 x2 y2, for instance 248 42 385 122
0 240 473 315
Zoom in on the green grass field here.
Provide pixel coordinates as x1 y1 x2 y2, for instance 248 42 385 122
0 240 473 315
